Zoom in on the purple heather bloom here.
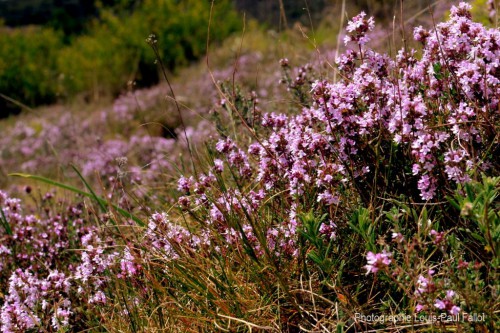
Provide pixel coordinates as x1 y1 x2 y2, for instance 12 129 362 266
344 12 375 46
213 159 224 173
391 232 404 243
416 274 436 295
215 138 234 153
434 290 461 315
365 250 392 274
434 299 446 310
430 229 446 244
317 190 340 205
177 176 193 193
319 221 337 240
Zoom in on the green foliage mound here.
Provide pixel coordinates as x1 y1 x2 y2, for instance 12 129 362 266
57 0 241 99
0 26 62 116
0 0 241 117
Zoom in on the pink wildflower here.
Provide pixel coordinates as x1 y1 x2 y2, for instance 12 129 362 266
365 250 392 274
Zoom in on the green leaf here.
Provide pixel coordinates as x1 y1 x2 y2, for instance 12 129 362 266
446 195 461 210
433 62 443 80
465 183 475 201
0 209 12 236
470 232 485 243
71 165 108 213
9 172 144 227
307 251 323 265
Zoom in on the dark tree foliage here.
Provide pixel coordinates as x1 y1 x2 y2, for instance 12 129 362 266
234 0 328 28
0 1 435 33
234 0 436 29
0 0 138 36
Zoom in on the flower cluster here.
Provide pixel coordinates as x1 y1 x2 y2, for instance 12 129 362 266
434 290 461 316
364 250 392 274
0 191 91 281
414 271 461 316
176 2 499 264
0 190 93 332
0 190 148 331
1 269 72 332
344 12 375 46
145 212 208 259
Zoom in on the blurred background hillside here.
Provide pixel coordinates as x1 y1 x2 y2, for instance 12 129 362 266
1 0 493 190
0 0 487 119
0 0 437 29
0 0 123 34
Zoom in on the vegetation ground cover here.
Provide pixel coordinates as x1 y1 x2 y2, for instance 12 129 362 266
0 1 498 332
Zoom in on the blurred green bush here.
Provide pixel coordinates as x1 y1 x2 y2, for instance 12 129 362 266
0 0 241 117
0 26 62 117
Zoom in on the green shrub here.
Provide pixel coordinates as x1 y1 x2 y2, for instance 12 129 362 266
0 26 62 117
0 0 242 114
57 0 242 100
56 23 135 99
